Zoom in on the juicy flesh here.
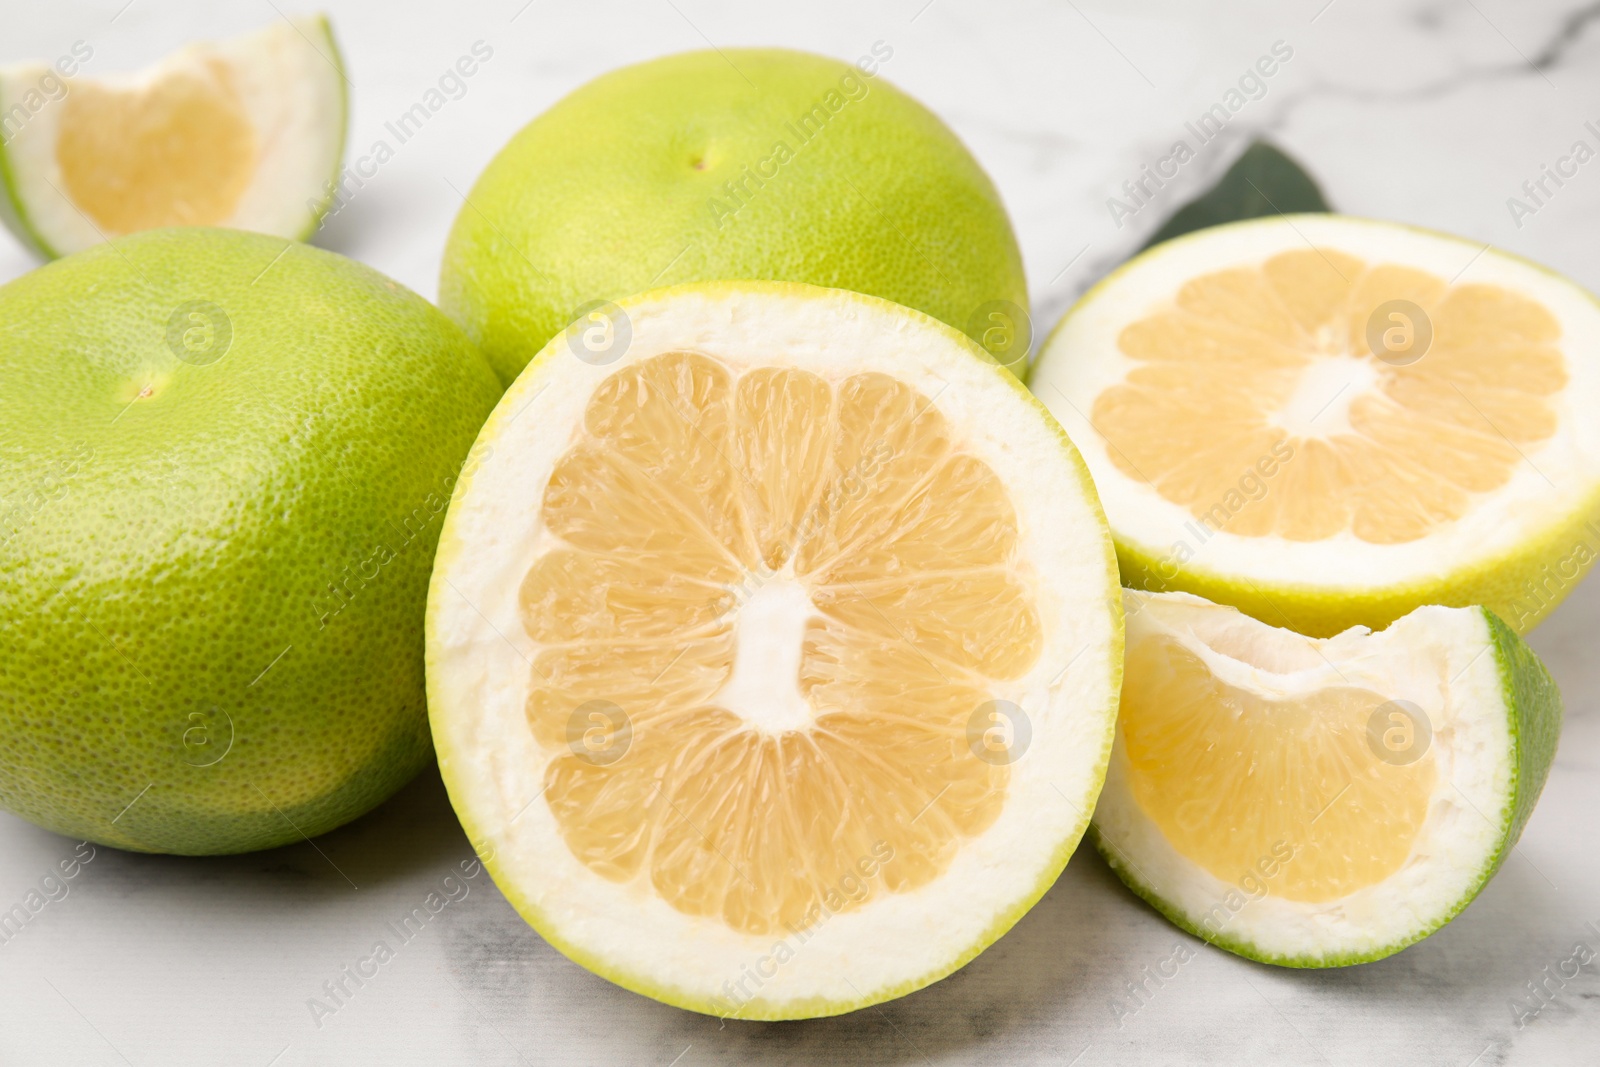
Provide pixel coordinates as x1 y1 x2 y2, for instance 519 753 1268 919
56 60 258 234
521 353 1042 935
1092 249 1567 543
1120 633 1437 902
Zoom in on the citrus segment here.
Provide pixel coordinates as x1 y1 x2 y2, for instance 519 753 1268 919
1121 634 1436 903
427 282 1122 1018
56 60 258 233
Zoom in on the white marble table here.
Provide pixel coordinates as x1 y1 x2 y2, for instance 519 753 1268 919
3 1 1598 1063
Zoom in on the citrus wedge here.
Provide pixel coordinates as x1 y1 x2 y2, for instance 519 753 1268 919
0 16 346 258
1032 215 1600 637
425 281 1122 1018
1095 588 1561 967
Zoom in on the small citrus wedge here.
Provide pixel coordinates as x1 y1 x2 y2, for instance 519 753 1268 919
1094 588 1561 967
0 16 346 258
426 281 1122 1018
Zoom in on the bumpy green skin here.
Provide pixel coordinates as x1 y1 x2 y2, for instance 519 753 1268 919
439 48 1029 384
1093 606 1564 967
0 228 502 854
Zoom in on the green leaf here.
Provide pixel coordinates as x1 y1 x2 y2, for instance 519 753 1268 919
1140 141 1330 251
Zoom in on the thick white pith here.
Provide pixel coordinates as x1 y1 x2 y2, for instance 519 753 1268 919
1031 215 1600 590
716 575 818 734
1273 353 1376 438
1095 591 1513 960
0 17 343 254
426 284 1122 1015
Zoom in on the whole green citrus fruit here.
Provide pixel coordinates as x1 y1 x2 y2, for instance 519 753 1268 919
439 47 1030 383
0 227 501 854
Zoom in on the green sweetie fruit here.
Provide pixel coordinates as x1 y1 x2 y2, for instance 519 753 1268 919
439 47 1030 384
0 227 501 854
1094 589 1561 966
425 281 1122 1017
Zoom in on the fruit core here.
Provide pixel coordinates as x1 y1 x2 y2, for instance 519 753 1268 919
714 577 818 735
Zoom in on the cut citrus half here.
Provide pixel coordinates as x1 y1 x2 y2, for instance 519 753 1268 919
426 281 1122 1019
1032 215 1600 637
0 16 346 258
1095 588 1561 967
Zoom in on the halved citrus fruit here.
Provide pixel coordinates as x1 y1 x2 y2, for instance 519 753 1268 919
426 281 1122 1018
1032 215 1600 637
1095 588 1561 967
0 16 345 258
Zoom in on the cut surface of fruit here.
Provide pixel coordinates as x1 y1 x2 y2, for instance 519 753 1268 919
0 16 345 258
1095 589 1561 967
427 282 1122 1018
1123 633 1438 904
533 357 1048 934
1032 215 1600 637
